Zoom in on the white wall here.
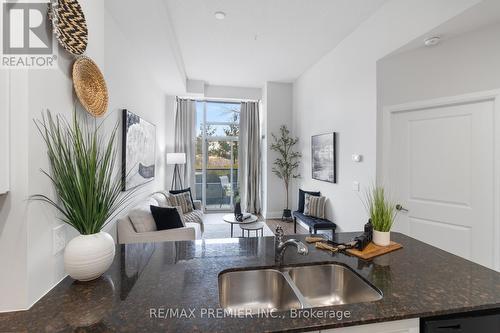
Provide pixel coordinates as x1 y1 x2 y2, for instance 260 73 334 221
103 0 187 94
204 84 262 101
104 9 176 200
0 0 105 311
0 70 29 311
292 0 480 232
262 82 294 218
377 23 500 182
26 0 105 309
0 0 179 311
378 24 500 106
0 70 9 194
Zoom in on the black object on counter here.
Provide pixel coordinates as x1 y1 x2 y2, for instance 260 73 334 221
364 219 373 235
353 220 373 251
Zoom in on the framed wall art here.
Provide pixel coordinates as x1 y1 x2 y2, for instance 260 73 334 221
311 132 336 183
122 109 156 191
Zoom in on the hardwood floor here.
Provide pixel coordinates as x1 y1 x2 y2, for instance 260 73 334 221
264 218 308 236
202 213 309 238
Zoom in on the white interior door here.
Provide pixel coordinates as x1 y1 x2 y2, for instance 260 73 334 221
384 93 499 269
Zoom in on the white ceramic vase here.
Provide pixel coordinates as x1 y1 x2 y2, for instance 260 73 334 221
64 231 115 281
373 230 391 247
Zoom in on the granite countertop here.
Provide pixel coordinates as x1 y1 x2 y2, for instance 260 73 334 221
1 232 500 332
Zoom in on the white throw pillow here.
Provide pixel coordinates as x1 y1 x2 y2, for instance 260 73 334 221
151 191 169 207
129 207 157 233
304 193 326 219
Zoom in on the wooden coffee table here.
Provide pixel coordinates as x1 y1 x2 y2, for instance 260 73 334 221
223 214 258 237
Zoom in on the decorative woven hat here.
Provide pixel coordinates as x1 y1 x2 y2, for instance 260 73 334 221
50 0 88 55
72 57 108 117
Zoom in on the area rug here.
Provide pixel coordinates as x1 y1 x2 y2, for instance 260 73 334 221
202 213 274 239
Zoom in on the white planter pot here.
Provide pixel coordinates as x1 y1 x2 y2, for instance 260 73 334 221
64 231 115 281
373 230 391 247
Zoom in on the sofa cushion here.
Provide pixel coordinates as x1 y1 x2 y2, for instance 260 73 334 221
184 209 203 223
169 187 195 208
150 205 184 231
293 211 337 230
298 189 321 213
304 194 326 219
129 210 157 233
184 210 204 232
129 198 159 233
186 222 202 239
168 192 194 214
151 191 169 207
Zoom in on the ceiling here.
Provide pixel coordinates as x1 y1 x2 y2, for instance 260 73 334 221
106 0 187 93
165 0 388 88
391 0 500 55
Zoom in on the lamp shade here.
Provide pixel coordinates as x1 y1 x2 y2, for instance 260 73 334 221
166 153 186 165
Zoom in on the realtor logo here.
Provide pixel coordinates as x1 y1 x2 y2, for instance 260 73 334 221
1 0 57 68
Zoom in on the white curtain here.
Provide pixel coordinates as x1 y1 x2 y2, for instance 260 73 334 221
238 101 261 213
174 98 196 191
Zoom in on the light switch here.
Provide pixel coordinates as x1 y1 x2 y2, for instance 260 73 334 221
352 181 360 192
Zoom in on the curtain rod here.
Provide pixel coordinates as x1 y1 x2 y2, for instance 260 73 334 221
176 96 261 104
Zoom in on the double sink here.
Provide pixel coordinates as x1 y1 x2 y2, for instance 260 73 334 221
219 263 382 314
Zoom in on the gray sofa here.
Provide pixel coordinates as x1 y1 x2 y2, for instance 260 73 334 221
117 191 204 244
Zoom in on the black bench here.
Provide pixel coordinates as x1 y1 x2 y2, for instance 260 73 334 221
293 211 337 238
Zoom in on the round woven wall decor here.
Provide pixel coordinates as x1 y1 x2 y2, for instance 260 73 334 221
72 57 108 117
50 0 88 55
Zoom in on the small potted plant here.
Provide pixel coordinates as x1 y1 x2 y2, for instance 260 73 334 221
362 185 397 246
270 125 301 221
32 111 138 281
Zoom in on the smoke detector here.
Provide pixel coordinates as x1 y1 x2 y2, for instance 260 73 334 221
424 36 441 47
214 11 226 20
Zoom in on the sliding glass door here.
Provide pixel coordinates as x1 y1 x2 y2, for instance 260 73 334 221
195 101 240 211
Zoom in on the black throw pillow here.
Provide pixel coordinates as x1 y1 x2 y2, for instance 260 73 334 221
298 189 321 213
150 205 184 231
169 187 195 208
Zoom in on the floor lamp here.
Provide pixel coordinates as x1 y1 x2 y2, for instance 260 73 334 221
166 153 186 190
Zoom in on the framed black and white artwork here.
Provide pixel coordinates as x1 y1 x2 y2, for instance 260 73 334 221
122 109 156 191
311 132 336 183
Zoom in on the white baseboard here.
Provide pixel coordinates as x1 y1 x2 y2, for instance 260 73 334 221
262 211 283 219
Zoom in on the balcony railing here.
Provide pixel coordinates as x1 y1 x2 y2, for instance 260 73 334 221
195 168 238 209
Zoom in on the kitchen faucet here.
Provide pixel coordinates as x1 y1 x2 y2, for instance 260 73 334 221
275 226 308 265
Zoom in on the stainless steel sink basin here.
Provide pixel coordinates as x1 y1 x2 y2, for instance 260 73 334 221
284 264 382 307
219 264 382 313
218 269 302 314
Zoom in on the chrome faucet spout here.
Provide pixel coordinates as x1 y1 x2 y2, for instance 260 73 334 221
275 226 309 265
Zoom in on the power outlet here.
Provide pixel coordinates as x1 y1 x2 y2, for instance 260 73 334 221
352 181 360 192
53 224 66 255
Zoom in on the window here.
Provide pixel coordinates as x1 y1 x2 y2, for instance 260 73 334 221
195 101 240 211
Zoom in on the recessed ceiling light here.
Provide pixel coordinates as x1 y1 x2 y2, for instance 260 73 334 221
424 36 441 47
214 11 226 20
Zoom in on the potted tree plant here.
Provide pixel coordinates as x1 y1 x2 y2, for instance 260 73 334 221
32 111 138 281
270 125 302 221
362 185 398 246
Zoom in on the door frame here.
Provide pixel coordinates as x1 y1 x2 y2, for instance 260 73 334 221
199 100 240 212
382 89 500 271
